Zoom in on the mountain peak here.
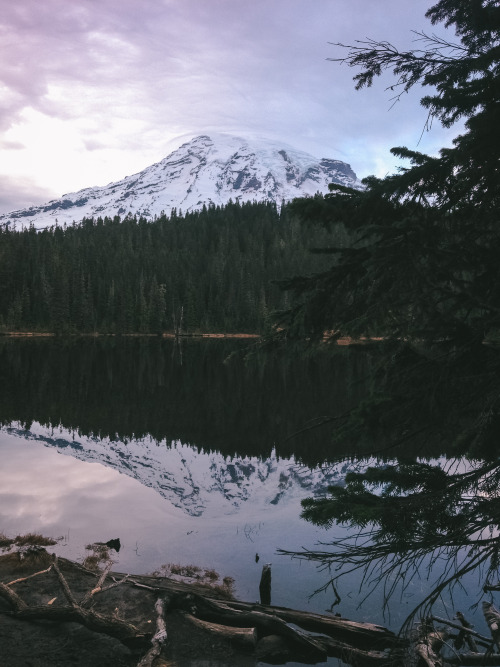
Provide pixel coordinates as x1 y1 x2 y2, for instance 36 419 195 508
0 134 361 230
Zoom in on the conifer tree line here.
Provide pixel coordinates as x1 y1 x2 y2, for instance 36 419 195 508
0 200 348 334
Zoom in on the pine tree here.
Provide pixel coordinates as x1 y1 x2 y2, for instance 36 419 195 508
277 0 500 622
281 0 500 345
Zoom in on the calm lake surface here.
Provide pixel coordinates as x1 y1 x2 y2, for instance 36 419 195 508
0 337 490 650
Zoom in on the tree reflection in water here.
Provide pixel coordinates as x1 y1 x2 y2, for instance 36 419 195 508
280 457 500 627
0 336 368 466
3 336 500 626
277 339 500 628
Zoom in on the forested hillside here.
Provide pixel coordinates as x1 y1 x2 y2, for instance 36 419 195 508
0 199 347 334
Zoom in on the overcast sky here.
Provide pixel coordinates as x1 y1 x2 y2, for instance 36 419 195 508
0 0 460 214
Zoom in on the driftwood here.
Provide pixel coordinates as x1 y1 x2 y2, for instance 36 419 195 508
417 630 448 667
431 615 490 648
408 620 446 666
174 591 409 664
455 611 479 652
118 572 406 664
406 606 500 667
113 568 404 651
137 597 168 667
7 564 53 586
80 560 114 607
224 598 400 649
484 601 500 650
0 551 408 667
312 635 398 667
0 556 145 644
0 550 150 667
182 611 258 650
177 592 329 662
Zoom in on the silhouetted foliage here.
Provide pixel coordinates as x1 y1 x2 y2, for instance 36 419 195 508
278 0 500 624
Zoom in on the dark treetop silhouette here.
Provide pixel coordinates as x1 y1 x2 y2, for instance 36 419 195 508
275 0 500 628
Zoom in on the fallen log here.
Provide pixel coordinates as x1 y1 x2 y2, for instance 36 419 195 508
5 604 145 642
80 560 114 607
455 611 479 652
415 629 448 667
178 592 328 662
0 551 405 667
182 612 258 650
0 555 147 644
137 597 168 667
0 580 28 610
7 564 53 586
179 594 400 666
431 615 492 647
221 599 403 650
314 635 397 667
52 556 79 607
111 569 403 651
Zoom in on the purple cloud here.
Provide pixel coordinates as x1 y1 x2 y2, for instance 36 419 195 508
0 0 459 213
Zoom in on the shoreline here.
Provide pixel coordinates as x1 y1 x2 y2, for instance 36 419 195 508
0 331 261 339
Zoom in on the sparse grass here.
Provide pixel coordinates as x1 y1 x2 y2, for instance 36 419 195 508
204 568 219 582
82 554 102 571
149 563 235 598
0 533 14 549
169 563 202 578
0 532 58 551
212 577 235 599
17 548 53 569
1 547 53 571
85 542 111 554
82 544 112 571
0 532 58 569
14 533 57 547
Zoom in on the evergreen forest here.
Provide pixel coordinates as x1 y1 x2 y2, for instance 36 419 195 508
0 200 348 335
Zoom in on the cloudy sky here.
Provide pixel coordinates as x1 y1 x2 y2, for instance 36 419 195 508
0 0 459 214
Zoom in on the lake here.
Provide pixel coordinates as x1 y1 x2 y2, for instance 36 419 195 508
0 337 491 658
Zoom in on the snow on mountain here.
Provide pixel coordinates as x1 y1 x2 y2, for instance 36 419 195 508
4 422 361 518
0 134 361 230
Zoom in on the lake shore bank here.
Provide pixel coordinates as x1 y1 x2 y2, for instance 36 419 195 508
0 547 402 667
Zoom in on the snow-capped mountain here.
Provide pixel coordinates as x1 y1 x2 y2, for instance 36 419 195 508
0 134 361 230
4 422 360 518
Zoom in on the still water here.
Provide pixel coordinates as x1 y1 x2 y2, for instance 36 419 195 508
0 337 490 648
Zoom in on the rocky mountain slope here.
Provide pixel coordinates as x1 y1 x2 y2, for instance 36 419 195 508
0 134 361 230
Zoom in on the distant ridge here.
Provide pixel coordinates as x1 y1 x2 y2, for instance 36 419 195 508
0 134 361 230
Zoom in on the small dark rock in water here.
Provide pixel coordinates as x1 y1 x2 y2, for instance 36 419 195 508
255 553 259 563
105 538 121 552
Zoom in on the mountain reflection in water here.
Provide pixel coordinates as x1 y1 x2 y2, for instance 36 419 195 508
0 337 481 632
3 422 357 518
